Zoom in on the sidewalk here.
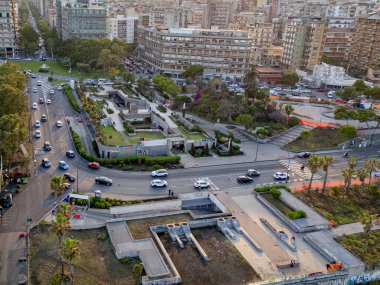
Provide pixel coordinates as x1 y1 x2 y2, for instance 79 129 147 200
332 222 380 237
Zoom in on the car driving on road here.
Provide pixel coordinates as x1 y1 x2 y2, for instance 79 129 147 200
63 173 76 182
194 179 210 190
66 150 75 158
151 179 168 187
246 169 260 177
35 130 41 138
273 172 289 180
296 152 311 159
151 169 168 177
58 161 69 170
56 120 62 128
35 120 41 128
237 176 254 184
95 176 113 186
88 162 100 169
43 141 52 151
32 103 38 109
41 158 51 168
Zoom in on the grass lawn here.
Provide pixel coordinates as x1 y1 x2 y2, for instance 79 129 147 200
285 127 354 151
261 193 295 216
295 189 379 225
177 126 205 141
336 230 380 269
126 131 166 144
14 60 108 78
49 78 67 86
99 125 126 146
30 227 140 285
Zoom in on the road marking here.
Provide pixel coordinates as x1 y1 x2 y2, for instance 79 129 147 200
279 159 322 180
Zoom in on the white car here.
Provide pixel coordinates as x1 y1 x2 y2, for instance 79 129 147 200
56 120 63 128
46 99 51 104
35 130 41 138
151 179 168 187
273 172 289 180
151 169 168 177
32 103 38 109
50 90 54 94
194 179 210 189
37 80 42 86
33 88 38 93
273 87 282 91
57 86 62 91
327 94 334 98
35 120 41 128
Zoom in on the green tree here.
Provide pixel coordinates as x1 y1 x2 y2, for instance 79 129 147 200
282 72 299 86
299 130 310 147
18 23 39 56
320 156 333 195
244 65 259 100
182 65 204 79
356 168 369 194
307 155 321 194
49 176 67 197
132 264 143 278
203 143 210 156
60 238 80 285
123 71 136 84
356 109 376 129
364 157 379 185
347 156 358 170
352 80 368 92
358 213 379 253
284 104 294 126
342 167 355 196
235 114 253 130
152 75 181 97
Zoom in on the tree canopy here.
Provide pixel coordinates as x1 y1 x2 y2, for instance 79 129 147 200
182 65 204 79
282 72 299 86
152 75 181 97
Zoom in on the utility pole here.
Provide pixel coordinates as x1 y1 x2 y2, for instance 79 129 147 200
76 168 79 193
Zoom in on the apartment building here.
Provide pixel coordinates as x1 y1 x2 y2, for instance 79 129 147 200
207 0 236 29
252 45 282 66
109 14 139 43
0 0 18 58
367 68 380 86
348 12 380 75
281 19 307 71
237 9 269 26
303 20 325 71
247 22 273 46
137 26 252 81
322 20 352 63
58 2 108 40
136 7 189 28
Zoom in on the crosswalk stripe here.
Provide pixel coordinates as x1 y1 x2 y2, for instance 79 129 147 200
279 160 322 180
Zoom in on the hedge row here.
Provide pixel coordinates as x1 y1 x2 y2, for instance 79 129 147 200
70 127 181 167
254 184 291 192
63 86 81 113
71 197 142 209
287 210 307 219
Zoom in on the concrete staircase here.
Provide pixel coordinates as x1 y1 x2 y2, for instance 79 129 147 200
271 124 314 147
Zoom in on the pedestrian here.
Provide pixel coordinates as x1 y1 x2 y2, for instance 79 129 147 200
171 191 174 197
168 189 171 196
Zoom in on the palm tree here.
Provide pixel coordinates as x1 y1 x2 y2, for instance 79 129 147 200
299 130 310 148
357 168 369 194
50 175 68 197
364 157 379 185
51 206 72 278
61 238 80 285
342 167 355 197
320 156 333 195
284 104 294 126
307 155 321 194
359 213 379 253
347 156 358 170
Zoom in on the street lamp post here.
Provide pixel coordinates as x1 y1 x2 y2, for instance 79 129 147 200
76 168 79 194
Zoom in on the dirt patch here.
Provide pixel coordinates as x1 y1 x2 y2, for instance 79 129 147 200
127 214 191 240
160 227 261 285
30 226 140 285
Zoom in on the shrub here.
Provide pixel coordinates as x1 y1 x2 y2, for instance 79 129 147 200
270 188 281 199
254 184 290 192
151 164 163 170
48 77 53 81
288 116 300 127
339 125 357 138
106 108 114 114
63 86 81 113
287 210 307 219
157 105 167 113
256 128 271 137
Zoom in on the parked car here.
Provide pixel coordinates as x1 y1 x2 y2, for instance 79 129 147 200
296 152 311 158
66 150 75 158
0 193 13 208
41 114 47 122
32 103 38 109
46 99 51 104
316 88 326 92
88 162 100 169
43 141 52 151
35 130 41 138
58 161 69 170
273 172 289 180
41 158 51 168
63 173 76 182
35 120 41 128
237 176 254 184
151 179 168 187
151 169 168 177
95 176 113 186
56 120 62 128
246 169 260 177
194 179 210 189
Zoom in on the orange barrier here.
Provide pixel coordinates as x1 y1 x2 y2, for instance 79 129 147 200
299 119 340 129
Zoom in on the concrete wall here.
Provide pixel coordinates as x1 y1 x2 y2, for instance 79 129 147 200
110 200 182 215
208 193 229 213
152 113 170 135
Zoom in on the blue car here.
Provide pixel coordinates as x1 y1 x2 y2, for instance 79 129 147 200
58 161 69 170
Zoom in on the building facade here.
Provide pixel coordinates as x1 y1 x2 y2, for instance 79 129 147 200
137 26 251 81
303 20 325 71
109 14 139 43
348 13 380 76
0 0 18 58
207 0 236 29
59 2 108 40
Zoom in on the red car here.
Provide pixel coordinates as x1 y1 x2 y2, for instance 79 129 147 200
88 162 100 169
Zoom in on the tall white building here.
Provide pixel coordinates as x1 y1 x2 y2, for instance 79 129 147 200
109 14 139 43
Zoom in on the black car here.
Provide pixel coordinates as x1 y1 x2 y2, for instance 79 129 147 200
0 193 12 208
95 176 113 186
63 173 76 182
44 141 52 151
66 150 75 158
41 158 51 168
296 152 311 159
237 176 254 184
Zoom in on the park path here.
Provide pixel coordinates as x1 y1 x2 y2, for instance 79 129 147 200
332 222 380 237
